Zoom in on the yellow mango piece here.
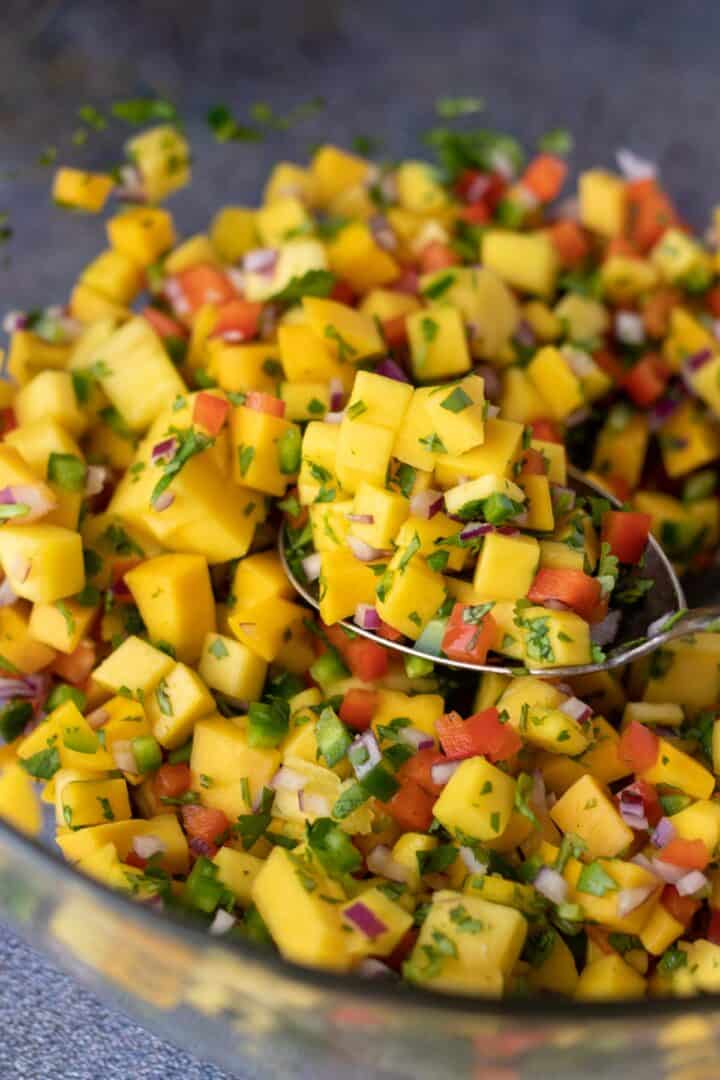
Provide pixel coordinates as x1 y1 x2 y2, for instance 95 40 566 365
527 346 583 420
0 524 84 604
327 222 399 292
372 689 443 744
659 400 720 478
191 716 279 818
527 931 579 996
263 162 313 206
231 405 296 496
302 297 384 363
317 549 377 626
592 411 649 492
198 632 267 702
565 856 660 933
59 775 131 829
6 418 82 477
209 341 282 395
578 170 627 237
342 886 414 958
639 736 714 800
230 550 295 610
551 774 633 858
6 330 70 386
345 370 413 433
57 814 188 875
0 763 41 836
406 307 472 383
0 604 56 674
651 227 705 282
53 168 114 212
92 317 186 431
539 539 584 572
280 381 330 422
575 954 646 1000
375 554 446 640
472 533 539 602
146 662 215 749
500 367 551 424
358 287 420 324
482 230 558 298
93 635 174 696
642 634 720 713
350 483 409 550
391 387 442 472
639 904 684 956
28 597 97 654
125 554 215 664
521 474 555 531
79 249 143 305
107 206 176 267
212 847 263 907
554 294 609 344
578 716 631 786
600 256 658 303
310 145 370 207
434 757 515 842
255 196 310 247
433 417 524 488
69 284 130 324
229 598 305 663
335 418 395 494
692 353 720 416
126 124 190 203
394 512 465 573
209 207 258 263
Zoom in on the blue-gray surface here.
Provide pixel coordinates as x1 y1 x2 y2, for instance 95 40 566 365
2 0 720 1076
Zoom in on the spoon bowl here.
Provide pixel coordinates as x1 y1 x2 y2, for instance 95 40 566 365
279 467 717 679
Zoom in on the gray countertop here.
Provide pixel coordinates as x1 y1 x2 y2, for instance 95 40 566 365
2 0 720 1075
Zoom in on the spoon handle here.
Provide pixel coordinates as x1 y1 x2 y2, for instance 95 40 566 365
605 605 720 670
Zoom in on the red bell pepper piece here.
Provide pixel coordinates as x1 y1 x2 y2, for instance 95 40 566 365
661 884 701 927
418 242 460 274
437 707 522 764
142 306 188 340
193 391 230 436
154 763 191 799
396 747 448 797
618 721 659 772
522 154 567 202
527 567 603 623
338 689 378 732
244 390 286 418
548 220 590 268
601 510 652 564
212 298 263 342
657 837 709 871
441 603 498 665
623 354 669 408
379 778 435 832
175 264 237 315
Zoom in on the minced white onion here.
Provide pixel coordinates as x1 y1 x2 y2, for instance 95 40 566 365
132 835 166 860
616 148 657 181
209 909 237 936
534 866 568 904
615 311 645 346
617 886 654 917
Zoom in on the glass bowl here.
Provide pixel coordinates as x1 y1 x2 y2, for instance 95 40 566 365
3 2 720 1075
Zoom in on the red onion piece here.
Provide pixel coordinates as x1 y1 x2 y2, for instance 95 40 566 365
474 365 501 403
328 378 345 411
465 173 491 203
392 268 420 296
3 311 28 334
648 393 684 431
630 852 659 876
617 886 654 917
0 578 17 608
369 216 397 252
375 357 412 384
297 791 331 817
209 909 237 936
430 760 460 787
534 866 568 904
564 406 590 428
616 148 657 181
651 857 686 884
409 489 443 519
349 731 382 780
243 248 278 275
86 707 109 730
397 727 435 751
301 553 322 582
0 484 57 523
152 491 175 512
357 958 394 979
354 604 382 631
459 521 495 541
132 834 166 860
559 696 592 724
346 513 375 524
270 766 307 793
85 465 108 497
343 901 387 939
590 609 621 647
366 845 409 883
676 870 708 897
651 816 677 849
459 846 488 875
151 437 179 466
348 536 391 562
686 348 713 373
514 319 536 349
324 411 344 424
543 599 572 612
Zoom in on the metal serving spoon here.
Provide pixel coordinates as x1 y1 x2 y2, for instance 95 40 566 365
279 467 720 680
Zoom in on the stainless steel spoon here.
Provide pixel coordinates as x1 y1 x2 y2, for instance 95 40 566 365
279 467 720 679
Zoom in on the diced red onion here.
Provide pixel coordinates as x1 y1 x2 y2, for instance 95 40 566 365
151 437 179 466
648 393 683 432
85 465 108 497
397 727 435 751
298 791 331 817
366 845 409 883
676 870 708 897
348 536 391 563
430 760 461 786
485 404 500 419
225 267 246 293
0 673 48 703
115 164 147 203
514 319 536 349
459 846 488 875
614 311 645 346
564 406 590 428
465 173 491 204
0 577 17 608
559 696 592 724
391 268 420 296
616 148 657 181
243 248 278 276
617 886 654 917
495 525 520 537
324 411 344 424
350 731 382 780
8 555 30 583
410 489 443 519
590 609 621 647
473 365 501 403
354 604 382 631
270 766 307 793
459 521 495 541
346 513 375 525
618 792 649 831
112 740 138 774
209 909 237 936
511 510 529 527
543 599 572 612
3 311 29 333
550 485 576 512
357 958 394 979
132 834 166 860
651 816 677 848
651 857 686 884
534 866 568 904
343 900 387 939
375 357 411 384
0 484 57 523
329 377 345 412
86 707 109 730
301 553 322 582
369 215 396 252
152 491 175 512
631 852 659 876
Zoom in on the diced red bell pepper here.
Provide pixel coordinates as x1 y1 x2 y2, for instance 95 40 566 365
585 924 615 956
396 747 448 797
626 178 678 254
458 202 491 225
244 390 286 418
522 154 567 202
175 264 237 315
662 884 701 926
124 850 147 870
154 763 191 799
379 778 435 832
601 510 652 565
548 220 590 268
527 567 603 623
454 169 506 210
519 447 548 478
52 639 97 685
143 306 188 340
383 315 409 350
377 620 405 643
618 721 659 772
623 354 669 408
657 837 709 871
592 348 625 385
182 805 230 857
330 279 355 306
211 298 263 342
529 418 563 444
338 689 378 732
642 286 682 338
441 603 498 665
707 908 720 944
0 407 17 438
706 284 720 318
606 235 640 259
193 391 230 436
344 636 389 682
418 242 460 274
437 707 522 764
392 267 420 296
